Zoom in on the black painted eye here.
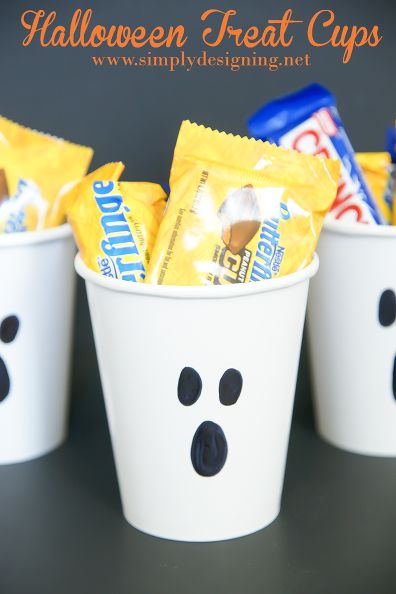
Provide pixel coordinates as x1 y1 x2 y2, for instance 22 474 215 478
178 367 202 406
379 290 396 327
0 315 20 343
393 356 396 402
219 368 243 406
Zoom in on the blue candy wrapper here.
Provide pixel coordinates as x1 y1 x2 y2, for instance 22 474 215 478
385 124 396 164
248 83 383 224
385 123 396 217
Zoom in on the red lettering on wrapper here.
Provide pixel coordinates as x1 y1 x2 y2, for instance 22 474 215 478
292 128 331 159
331 180 353 210
289 115 373 222
335 203 366 223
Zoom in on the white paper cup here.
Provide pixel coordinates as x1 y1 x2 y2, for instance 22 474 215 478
0 224 76 464
76 253 318 542
308 219 396 456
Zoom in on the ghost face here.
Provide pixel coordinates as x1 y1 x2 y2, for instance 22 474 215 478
0 315 20 403
177 367 243 476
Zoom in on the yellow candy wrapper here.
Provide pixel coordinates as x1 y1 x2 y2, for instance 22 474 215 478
356 152 393 224
146 121 340 286
61 162 125 224
391 168 396 225
66 164 167 282
0 115 93 233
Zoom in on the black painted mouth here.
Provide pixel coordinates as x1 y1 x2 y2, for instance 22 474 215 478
191 421 228 477
0 356 10 403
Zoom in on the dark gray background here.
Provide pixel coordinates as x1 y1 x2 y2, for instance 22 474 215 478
0 1 396 593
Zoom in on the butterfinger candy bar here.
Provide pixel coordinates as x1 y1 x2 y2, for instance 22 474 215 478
65 163 167 282
223 219 261 255
0 178 45 233
248 84 383 224
0 169 8 204
146 120 340 286
356 152 393 224
218 185 261 254
0 115 93 233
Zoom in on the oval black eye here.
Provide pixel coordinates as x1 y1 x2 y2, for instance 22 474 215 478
379 290 396 327
393 356 396 401
0 315 20 343
177 367 202 406
219 368 243 406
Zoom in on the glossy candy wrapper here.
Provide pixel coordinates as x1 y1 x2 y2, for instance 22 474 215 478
385 123 396 164
248 84 383 225
146 120 340 286
65 163 167 282
0 115 93 233
384 124 396 224
356 152 394 224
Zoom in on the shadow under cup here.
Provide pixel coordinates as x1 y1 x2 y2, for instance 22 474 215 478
308 219 396 457
76 253 318 542
0 224 76 464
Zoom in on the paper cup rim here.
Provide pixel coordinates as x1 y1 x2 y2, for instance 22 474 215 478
75 252 319 300
0 223 72 247
324 218 396 238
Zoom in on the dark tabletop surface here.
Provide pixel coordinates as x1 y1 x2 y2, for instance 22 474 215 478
0 280 395 594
